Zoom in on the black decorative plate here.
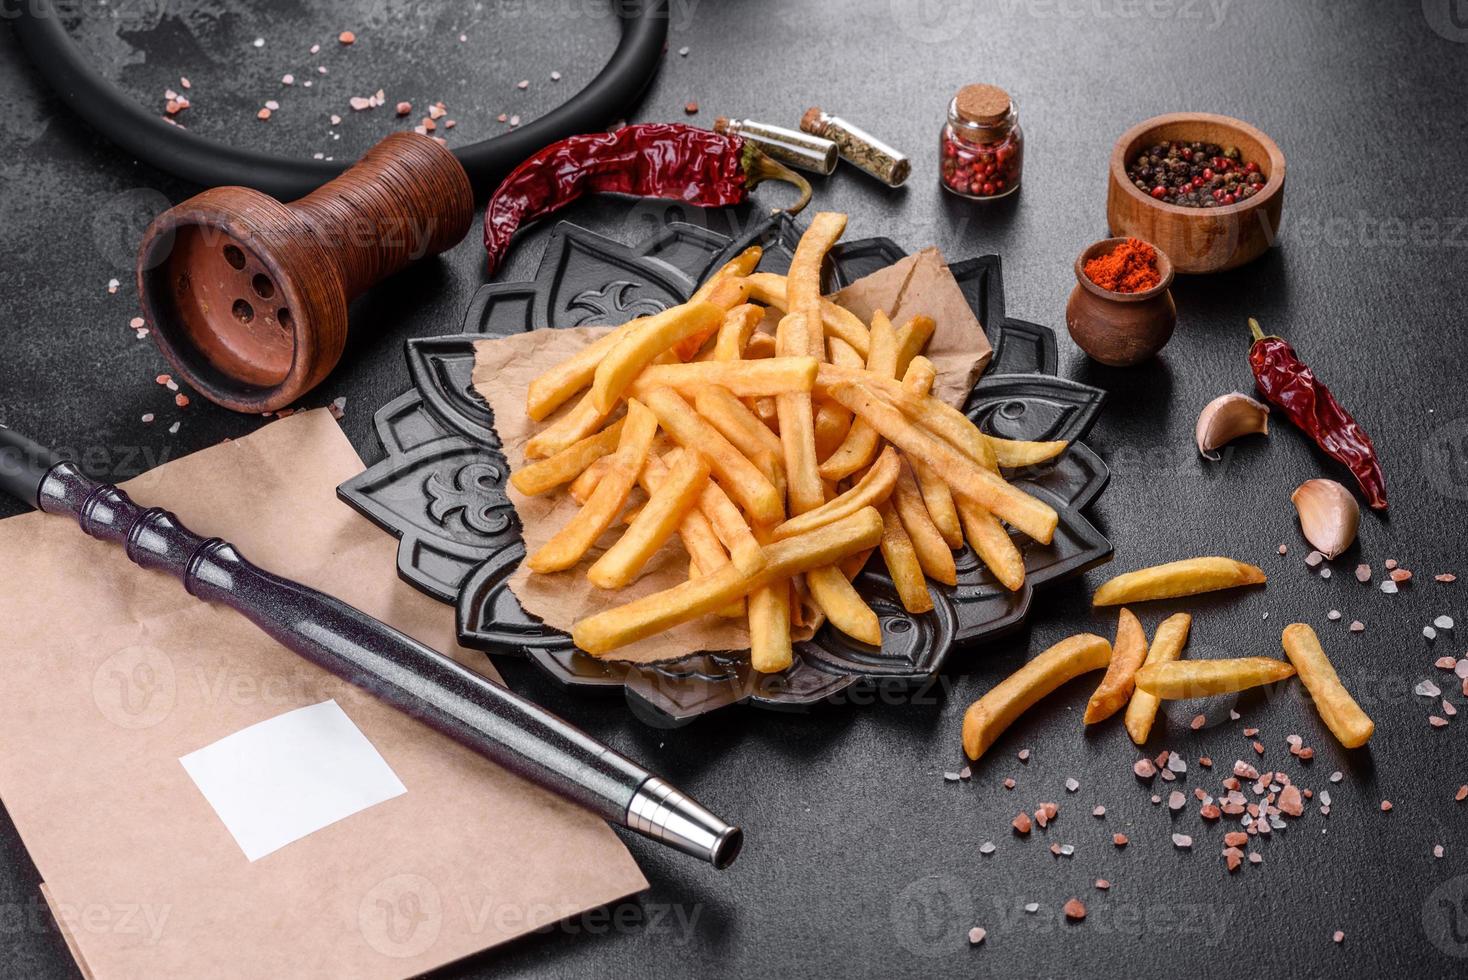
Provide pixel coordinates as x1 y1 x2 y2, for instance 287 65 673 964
338 214 1112 725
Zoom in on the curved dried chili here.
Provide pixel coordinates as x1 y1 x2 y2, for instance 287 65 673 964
1248 318 1387 509
483 123 811 276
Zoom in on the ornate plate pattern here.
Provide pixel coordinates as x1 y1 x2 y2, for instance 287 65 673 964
338 214 1112 725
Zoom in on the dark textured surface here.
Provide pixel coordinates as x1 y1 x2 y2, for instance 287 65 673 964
2 2 1466 977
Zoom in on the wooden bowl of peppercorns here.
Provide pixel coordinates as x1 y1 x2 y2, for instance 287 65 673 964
1107 113 1285 274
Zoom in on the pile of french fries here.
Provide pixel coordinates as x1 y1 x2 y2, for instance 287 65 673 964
507 212 1070 671
961 556 1375 760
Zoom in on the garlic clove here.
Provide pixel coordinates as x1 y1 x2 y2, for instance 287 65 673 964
1195 392 1270 460
1291 479 1359 559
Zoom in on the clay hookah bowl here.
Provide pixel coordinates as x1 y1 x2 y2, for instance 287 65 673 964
136 132 473 413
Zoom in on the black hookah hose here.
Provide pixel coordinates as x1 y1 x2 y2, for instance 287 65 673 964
11 0 670 199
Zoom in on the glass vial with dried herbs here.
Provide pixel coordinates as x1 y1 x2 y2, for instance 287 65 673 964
940 84 1023 200
800 107 911 187
714 117 839 175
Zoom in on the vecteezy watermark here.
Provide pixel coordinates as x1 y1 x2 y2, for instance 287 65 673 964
1423 417 1468 502
1423 874 1468 958
1285 211 1468 251
983 895 1235 941
0 896 171 944
93 187 173 272
893 0 1231 42
1422 0 1468 42
890 874 974 957
359 874 444 959
92 644 177 730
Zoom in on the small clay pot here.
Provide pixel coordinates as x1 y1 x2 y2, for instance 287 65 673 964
1066 238 1177 367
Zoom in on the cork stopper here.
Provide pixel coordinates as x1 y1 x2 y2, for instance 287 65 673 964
712 116 732 134
955 84 1011 125
800 107 827 134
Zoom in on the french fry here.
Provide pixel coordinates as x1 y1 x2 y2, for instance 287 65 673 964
527 399 658 573
910 458 962 549
892 458 957 585
1092 557 1267 606
662 449 767 576
568 456 612 503
1134 657 1296 699
771 446 899 540
1123 613 1191 744
806 565 881 644
641 386 783 527
820 310 897 480
879 502 933 614
694 385 786 459
989 436 1069 469
1084 608 1147 724
572 507 884 654
954 496 1025 592
630 357 817 399
961 633 1113 761
712 304 766 361
671 248 764 360
510 418 625 496
893 315 936 378
889 388 999 472
839 548 873 580
775 314 825 515
813 403 853 461
524 328 626 421
1280 623 1375 748
748 579 792 672
589 301 725 412
827 382 1059 544
745 272 871 357
587 450 710 589
744 333 777 359
788 212 848 334
524 388 617 459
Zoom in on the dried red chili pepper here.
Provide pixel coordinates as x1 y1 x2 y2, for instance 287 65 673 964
483 123 811 275
1248 318 1387 509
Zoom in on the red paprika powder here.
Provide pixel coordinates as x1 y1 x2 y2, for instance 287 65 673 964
1084 239 1161 293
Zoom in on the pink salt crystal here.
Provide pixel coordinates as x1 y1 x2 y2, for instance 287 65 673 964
1003 778 1016 790
1333 930 1344 943
1133 759 1156 779
1434 845 1444 859
1381 800 1393 812
396 101 412 115
1095 879 1110 890
1190 714 1205 730
1168 791 1185 811
1349 621 1365 632
1248 852 1262 864
1430 716 1449 728
1436 574 1457 583
1234 761 1259 780
1172 833 1193 849
1385 559 1398 570
1092 805 1105 817
1277 544 1287 555
1437 656 1459 670
1278 784 1303 817
968 926 986 945
1355 564 1371 582
1018 749 1030 762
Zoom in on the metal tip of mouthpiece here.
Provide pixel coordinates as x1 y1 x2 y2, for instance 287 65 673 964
626 777 743 869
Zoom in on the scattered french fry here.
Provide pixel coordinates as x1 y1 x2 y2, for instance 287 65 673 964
748 579 793 673
989 436 1069 469
1123 612 1191 744
820 310 897 480
806 564 881 644
511 418 625 496
524 388 618 459
1134 657 1296 698
827 382 1059 543
528 400 658 573
892 458 957 585
572 507 883 654
954 496 1025 592
712 304 766 361
590 301 726 413
893 315 936 379
631 357 818 400
1084 607 1147 724
588 450 709 589
662 449 767 576
1280 623 1374 748
525 328 627 422
961 633 1113 761
879 502 933 613
1092 557 1267 606
774 313 825 516
771 447 899 540
642 386 783 527
745 271 871 357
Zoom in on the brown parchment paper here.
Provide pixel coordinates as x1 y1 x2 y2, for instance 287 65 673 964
0 411 647 980
471 249 992 665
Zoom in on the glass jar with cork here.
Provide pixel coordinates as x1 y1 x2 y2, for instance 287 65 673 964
940 84 1023 200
